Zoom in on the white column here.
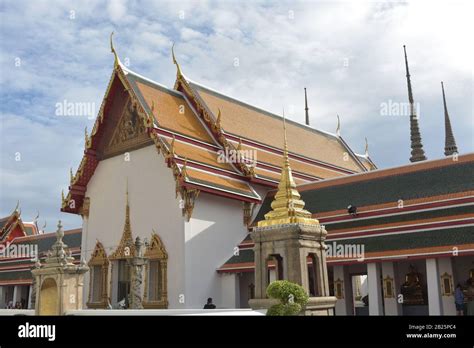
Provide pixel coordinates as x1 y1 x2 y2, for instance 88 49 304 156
381 262 401 315
367 263 384 315
333 265 353 315
220 273 240 308
12 285 19 305
27 285 33 309
426 258 442 315
437 257 456 315
0 286 5 308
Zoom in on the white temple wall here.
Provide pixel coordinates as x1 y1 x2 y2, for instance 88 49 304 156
185 192 249 309
82 145 186 308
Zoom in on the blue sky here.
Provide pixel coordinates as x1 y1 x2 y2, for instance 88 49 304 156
1 0 473 231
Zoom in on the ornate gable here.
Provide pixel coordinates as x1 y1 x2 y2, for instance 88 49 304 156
102 99 152 158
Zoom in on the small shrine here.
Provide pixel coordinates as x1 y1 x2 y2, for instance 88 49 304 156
31 221 89 315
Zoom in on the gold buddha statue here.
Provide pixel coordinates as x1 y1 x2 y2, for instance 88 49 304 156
401 265 426 305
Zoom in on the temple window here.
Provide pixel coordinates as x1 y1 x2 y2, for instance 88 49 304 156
143 232 168 309
87 241 109 308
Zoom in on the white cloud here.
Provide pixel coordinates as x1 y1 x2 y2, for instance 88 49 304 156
107 0 127 23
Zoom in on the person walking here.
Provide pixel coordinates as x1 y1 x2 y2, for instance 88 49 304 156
454 283 464 316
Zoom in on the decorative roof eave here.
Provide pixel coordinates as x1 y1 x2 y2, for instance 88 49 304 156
62 53 156 215
337 134 370 172
355 153 378 171
173 70 256 179
182 178 261 204
0 216 26 243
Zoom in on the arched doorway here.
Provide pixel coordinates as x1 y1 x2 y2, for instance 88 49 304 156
39 278 59 315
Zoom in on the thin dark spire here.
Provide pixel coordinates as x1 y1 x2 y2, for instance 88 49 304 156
403 45 427 162
304 87 309 126
441 81 458 156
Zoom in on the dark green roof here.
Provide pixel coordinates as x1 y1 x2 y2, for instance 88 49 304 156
220 226 474 268
255 160 474 221
221 248 254 266
0 230 82 281
332 226 474 252
0 270 32 282
327 205 474 231
10 230 82 254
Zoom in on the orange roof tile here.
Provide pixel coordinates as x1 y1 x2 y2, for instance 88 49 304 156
133 80 213 143
188 82 365 172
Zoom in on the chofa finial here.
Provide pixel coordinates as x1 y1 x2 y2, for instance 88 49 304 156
110 32 120 67
336 115 341 137
172 42 183 78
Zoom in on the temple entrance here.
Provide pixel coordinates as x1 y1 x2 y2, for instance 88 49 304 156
38 278 58 315
116 260 131 307
351 274 368 316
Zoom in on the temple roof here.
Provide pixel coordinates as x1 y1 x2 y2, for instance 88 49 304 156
124 68 260 201
0 205 39 243
218 154 474 271
255 153 474 221
0 228 81 284
62 42 371 216
186 80 368 178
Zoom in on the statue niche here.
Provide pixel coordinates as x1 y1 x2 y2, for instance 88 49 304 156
400 264 426 305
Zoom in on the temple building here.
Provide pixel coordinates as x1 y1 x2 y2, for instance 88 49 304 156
55 37 472 314
0 204 82 309
58 35 374 310
222 154 474 315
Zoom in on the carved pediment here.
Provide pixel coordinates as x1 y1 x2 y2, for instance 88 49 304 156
102 100 152 158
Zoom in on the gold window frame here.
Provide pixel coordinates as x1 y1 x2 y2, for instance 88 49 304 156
383 276 395 298
143 232 168 309
440 272 453 296
87 240 110 309
334 278 344 299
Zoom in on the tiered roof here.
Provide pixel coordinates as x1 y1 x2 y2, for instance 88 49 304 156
0 204 39 244
0 229 81 285
219 154 474 272
62 39 370 218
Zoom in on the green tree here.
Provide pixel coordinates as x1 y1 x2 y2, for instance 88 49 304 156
266 280 309 316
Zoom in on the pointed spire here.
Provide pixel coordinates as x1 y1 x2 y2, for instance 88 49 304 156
181 158 188 179
125 179 130 227
70 168 74 185
216 108 222 129
110 179 135 259
403 45 427 162
365 137 369 157
441 81 458 156
237 138 243 151
304 87 310 126
110 32 120 68
336 115 341 137
172 43 183 78
258 110 317 227
169 135 176 157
